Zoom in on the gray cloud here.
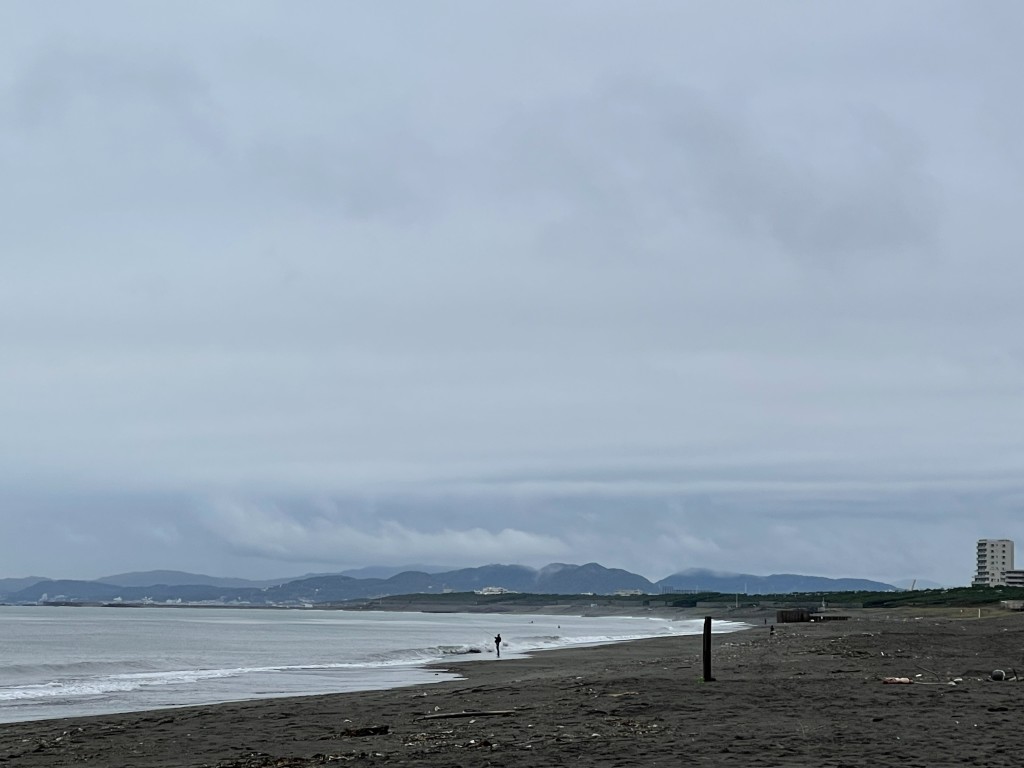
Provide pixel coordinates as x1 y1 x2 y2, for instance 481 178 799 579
1 2 1023 586
489 79 942 266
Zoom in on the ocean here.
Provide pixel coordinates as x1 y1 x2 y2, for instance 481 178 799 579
0 606 746 723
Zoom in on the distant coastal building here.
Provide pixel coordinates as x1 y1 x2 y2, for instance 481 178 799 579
973 539 1016 586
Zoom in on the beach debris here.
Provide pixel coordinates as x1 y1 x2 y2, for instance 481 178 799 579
416 709 517 721
215 751 349 767
990 669 1006 681
914 663 943 682
882 677 913 684
340 725 389 738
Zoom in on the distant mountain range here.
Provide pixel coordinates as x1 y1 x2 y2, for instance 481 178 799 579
0 564 898 605
0 576 52 594
96 570 297 589
658 568 899 595
92 565 458 589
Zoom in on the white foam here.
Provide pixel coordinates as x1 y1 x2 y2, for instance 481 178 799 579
0 606 749 721
0 668 245 701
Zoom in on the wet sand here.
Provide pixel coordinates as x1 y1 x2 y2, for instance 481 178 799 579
1 610 1021 767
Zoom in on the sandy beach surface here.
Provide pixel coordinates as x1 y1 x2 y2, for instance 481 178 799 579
1 610 1021 767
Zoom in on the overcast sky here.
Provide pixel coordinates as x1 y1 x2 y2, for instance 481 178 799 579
2 2 1023 587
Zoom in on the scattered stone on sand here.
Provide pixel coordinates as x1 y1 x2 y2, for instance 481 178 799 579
0 611 1021 767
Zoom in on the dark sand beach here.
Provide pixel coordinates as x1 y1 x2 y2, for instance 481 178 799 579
1 610 1021 767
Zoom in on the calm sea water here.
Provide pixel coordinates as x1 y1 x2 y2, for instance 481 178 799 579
0 606 746 723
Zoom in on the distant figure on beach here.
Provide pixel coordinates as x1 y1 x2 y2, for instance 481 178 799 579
769 624 775 636
494 633 502 658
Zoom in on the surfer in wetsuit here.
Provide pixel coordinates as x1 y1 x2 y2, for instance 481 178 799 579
494 633 501 658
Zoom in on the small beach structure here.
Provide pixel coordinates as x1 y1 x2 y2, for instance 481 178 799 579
776 608 811 623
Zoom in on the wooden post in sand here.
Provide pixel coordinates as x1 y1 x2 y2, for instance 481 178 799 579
702 616 715 682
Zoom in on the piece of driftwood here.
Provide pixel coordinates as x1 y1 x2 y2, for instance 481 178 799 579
914 663 942 682
416 710 516 721
341 725 390 737
445 685 518 696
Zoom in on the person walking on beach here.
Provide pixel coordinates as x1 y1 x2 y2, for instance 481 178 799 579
494 633 502 658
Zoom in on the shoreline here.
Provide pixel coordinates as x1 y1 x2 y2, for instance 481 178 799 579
0 608 737 727
1 609 1022 766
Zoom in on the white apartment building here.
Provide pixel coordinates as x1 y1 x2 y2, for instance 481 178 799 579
973 539 1015 587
